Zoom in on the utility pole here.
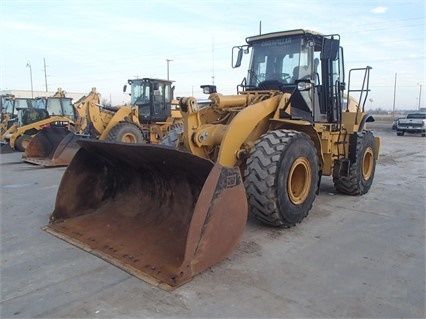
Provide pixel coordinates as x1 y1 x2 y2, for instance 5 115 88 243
212 37 215 85
418 83 422 110
166 59 173 81
26 62 33 98
392 73 397 117
43 58 48 92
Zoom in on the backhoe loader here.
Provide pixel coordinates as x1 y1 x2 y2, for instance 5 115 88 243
1 95 19 136
1 89 76 153
43 29 380 290
23 78 182 166
22 88 101 165
1 95 37 137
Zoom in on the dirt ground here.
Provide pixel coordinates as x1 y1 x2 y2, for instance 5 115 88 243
1 122 425 318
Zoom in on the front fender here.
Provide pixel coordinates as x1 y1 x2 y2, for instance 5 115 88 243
217 95 282 167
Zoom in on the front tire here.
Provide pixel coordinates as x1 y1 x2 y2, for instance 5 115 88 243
106 122 145 143
333 131 377 195
244 130 319 227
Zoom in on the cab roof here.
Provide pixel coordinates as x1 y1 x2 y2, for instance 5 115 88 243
245 29 324 44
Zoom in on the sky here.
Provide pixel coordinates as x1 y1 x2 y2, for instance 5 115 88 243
0 0 425 110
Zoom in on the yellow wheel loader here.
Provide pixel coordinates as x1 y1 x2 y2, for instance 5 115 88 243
43 29 380 290
23 79 182 166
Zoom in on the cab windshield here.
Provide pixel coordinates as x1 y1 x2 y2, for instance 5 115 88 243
61 98 76 121
33 98 47 109
14 98 32 110
46 98 76 121
1 98 14 115
247 35 312 87
131 81 150 104
131 80 151 116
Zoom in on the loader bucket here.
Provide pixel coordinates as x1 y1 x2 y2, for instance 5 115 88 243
43 139 248 290
23 126 80 166
0 142 14 154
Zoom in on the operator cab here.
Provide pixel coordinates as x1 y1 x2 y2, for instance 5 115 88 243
232 29 369 125
45 97 76 122
1 96 35 117
17 96 76 127
127 78 173 124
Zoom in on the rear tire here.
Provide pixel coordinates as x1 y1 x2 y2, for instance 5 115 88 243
244 130 319 227
106 122 145 143
161 123 183 148
15 134 32 152
333 131 377 195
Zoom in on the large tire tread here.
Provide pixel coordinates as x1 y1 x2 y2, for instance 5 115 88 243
106 122 145 143
333 131 377 195
244 130 318 227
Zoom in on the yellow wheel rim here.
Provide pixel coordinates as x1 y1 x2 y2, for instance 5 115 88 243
288 157 312 205
362 147 374 180
121 133 137 143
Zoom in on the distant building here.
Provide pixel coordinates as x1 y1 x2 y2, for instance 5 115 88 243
0 89 85 102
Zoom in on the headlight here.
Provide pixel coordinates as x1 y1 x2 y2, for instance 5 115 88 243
297 82 312 91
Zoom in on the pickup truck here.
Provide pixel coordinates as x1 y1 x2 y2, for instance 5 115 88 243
396 112 426 136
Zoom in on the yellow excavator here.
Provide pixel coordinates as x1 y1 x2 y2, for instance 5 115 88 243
43 29 380 290
23 78 182 166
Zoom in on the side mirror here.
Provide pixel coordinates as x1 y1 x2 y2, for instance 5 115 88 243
236 48 243 67
321 37 340 61
232 45 249 68
123 84 127 93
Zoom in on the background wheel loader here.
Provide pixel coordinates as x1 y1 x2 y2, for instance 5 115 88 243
43 29 380 290
23 78 182 166
0 89 76 153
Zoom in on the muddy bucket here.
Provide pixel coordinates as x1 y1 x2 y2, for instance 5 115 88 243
23 126 80 166
43 139 248 290
0 142 14 154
